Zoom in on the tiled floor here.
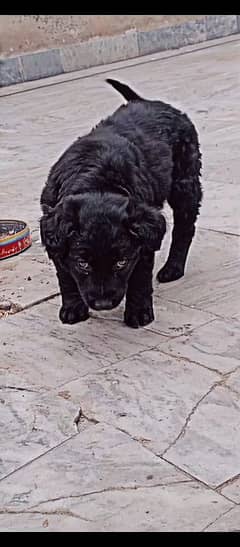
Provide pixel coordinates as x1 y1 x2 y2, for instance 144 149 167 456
0 36 240 531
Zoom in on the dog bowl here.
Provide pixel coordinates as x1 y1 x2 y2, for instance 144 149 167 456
0 220 32 260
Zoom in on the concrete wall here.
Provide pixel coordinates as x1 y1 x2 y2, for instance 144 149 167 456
0 15 204 56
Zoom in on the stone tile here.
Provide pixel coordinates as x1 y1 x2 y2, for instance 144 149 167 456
220 478 240 504
159 318 240 374
0 300 164 389
205 507 240 532
200 121 240 194
0 163 47 233
175 261 240 318
37 483 231 532
0 373 78 478
199 178 240 235
155 228 239 296
0 57 23 87
203 155 240 186
227 368 240 395
202 123 240 154
0 423 232 532
155 227 240 319
62 349 218 455
47 297 167 353
87 294 214 338
0 513 74 532
156 253 240 320
0 483 231 532
147 298 213 337
165 386 240 486
20 49 63 82
0 314 100 388
61 31 138 73
0 239 58 309
206 15 238 40
0 423 188 507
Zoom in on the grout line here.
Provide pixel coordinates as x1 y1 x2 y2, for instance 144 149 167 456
0 433 79 484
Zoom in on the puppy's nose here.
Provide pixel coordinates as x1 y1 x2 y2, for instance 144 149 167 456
93 299 113 311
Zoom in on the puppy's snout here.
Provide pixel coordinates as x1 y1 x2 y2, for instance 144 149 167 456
91 298 114 311
88 287 124 311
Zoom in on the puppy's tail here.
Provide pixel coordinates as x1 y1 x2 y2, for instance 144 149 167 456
106 78 143 102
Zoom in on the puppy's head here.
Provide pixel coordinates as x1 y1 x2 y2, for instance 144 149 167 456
40 192 166 311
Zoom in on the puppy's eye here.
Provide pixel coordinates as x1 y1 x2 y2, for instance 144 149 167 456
116 259 127 270
78 260 89 270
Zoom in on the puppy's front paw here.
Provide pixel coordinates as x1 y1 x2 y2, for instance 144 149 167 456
59 303 89 325
157 261 184 283
124 302 154 329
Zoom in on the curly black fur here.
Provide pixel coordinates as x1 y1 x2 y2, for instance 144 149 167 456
40 79 202 328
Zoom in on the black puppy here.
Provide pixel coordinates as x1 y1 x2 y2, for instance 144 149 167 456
40 79 202 328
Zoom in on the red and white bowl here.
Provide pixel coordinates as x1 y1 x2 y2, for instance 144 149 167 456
0 220 32 260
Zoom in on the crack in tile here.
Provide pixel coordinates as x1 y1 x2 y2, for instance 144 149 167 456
191 341 238 361
158 349 240 379
0 407 236 518
0 507 92 523
81 386 240 508
148 314 217 339
27 479 193 510
223 383 240 398
57 326 221 392
0 292 60 320
225 364 240 377
57 342 179 390
0 408 99 484
201 506 235 532
166 298 237 322
74 407 99 432
161 454 238 506
19 292 60 311
161 378 224 457
156 347 224 376
0 434 79 484
0 385 38 393
199 227 240 238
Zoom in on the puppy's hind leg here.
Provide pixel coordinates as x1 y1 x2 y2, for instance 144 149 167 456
55 263 89 324
157 174 202 283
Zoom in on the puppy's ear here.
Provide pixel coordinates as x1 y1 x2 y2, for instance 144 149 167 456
128 202 166 251
40 198 75 258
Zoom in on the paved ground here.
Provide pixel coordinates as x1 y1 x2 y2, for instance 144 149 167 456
0 37 240 532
